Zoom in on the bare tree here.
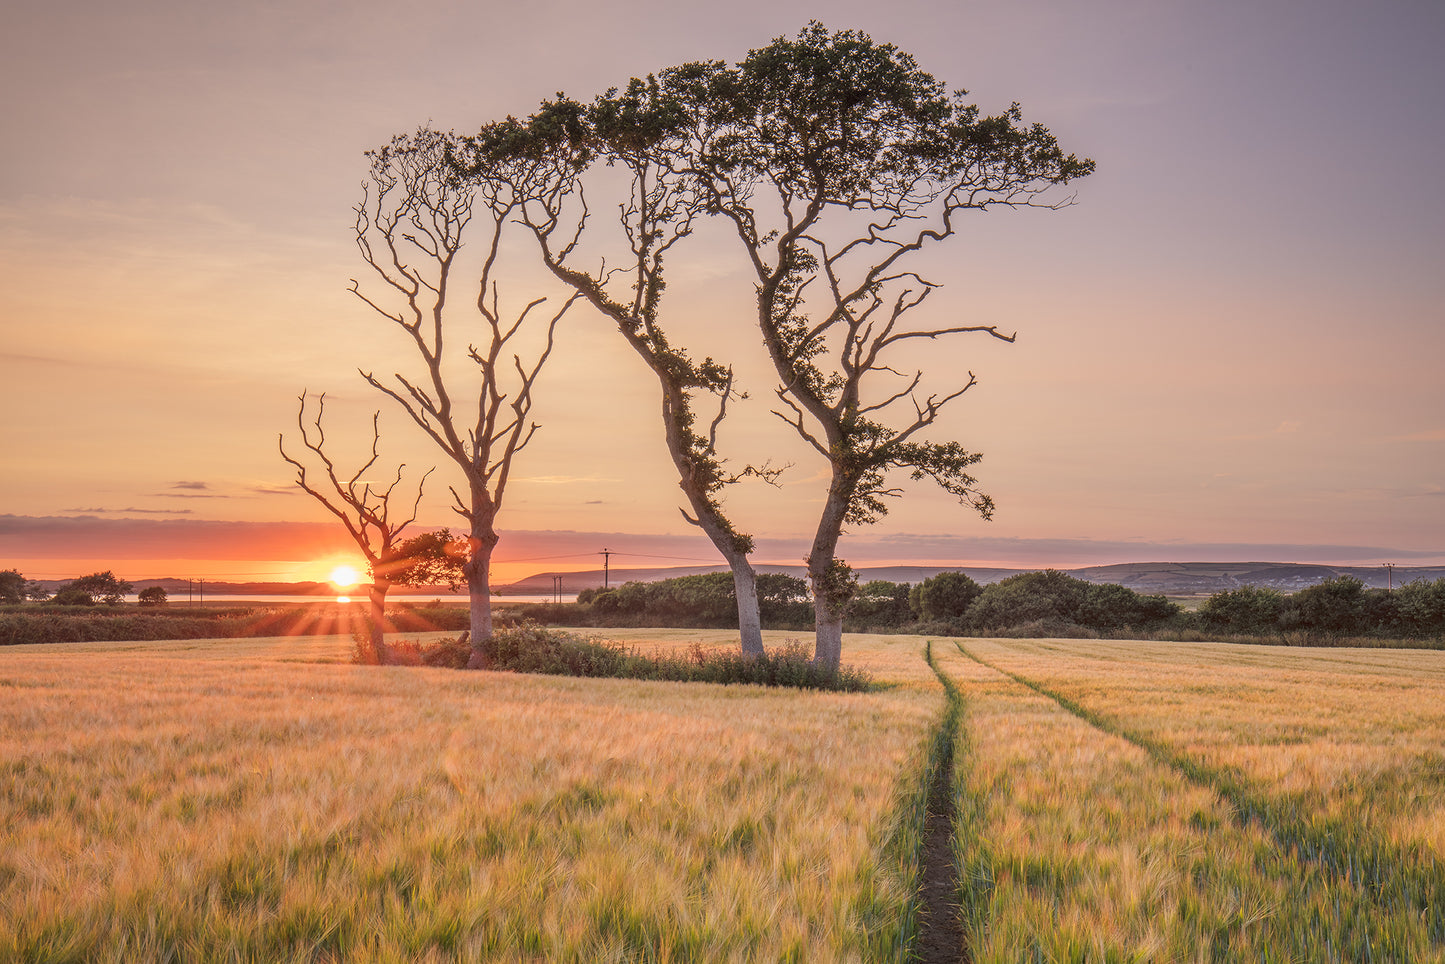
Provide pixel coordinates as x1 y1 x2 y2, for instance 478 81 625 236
463 86 781 657
667 24 1094 666
279 391 446 661
352 128 580 667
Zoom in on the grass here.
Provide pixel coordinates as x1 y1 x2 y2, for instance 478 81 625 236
0 630 940 962
375 624 875 691
5 629 1443 960
946 638 1445 961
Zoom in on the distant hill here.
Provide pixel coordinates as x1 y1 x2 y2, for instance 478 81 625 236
24 561 1441 599
500 561 1445 597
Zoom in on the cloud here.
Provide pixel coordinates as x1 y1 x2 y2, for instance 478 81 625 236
516 476 620 485
65 507 194 515
172 481 211 490
245 483 298 496
1392 429 1445 442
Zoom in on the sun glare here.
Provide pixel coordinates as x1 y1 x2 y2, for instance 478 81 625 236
329 565 361 589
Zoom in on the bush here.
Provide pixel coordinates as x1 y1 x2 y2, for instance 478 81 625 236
1395 578 1445 637
363 622 872 691
911 572 981 622
1199 585 1285 636
849 580 915 628
1281 576 1368 637
966 570 1088 631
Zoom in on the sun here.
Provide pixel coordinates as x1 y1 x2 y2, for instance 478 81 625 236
329 565 361 589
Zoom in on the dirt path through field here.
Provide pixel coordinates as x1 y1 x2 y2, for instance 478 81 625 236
912 730 966 963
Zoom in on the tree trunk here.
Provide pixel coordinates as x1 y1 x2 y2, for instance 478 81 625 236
806 477 855 670
465 525 496 669
725 555 765 657
366 579 391 664
812 596 845 670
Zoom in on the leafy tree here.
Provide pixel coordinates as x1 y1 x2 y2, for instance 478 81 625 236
464 84 782 657
850 580 915 626
23 580 50 602
0 569 24 605
663 24 1092 666
1395 578 1445 637
914 571 983 622
1281 576 1368 638
967 570 1088 631
57 571 132 606
1077 582 1178 631
354 127 581 667
137 586 168 607
1198 585 1286 636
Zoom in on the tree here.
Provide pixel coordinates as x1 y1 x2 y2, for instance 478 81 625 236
662 23 1093 666
851 579 914 626
0 569 24 605
913 571 983 622
1281 576 1368 638
1076 582 1177 632
463 85 781 657
55 571 132 606
138 586 168 607
353 128 581 667
1199 585 1285 636
280 391 459 661
1396 578 1445 637
967 570 1088 631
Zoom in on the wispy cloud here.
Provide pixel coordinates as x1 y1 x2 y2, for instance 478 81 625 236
65 507 194 515
246 483 298 496
516 476 620 485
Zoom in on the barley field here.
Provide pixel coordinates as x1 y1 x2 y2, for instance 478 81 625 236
0 632 941 963
945 638 1445 962
3 631 1443 962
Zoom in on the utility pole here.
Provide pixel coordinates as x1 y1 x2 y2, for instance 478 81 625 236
552 574 563 604
1385 562 1396 591
599 547 612 590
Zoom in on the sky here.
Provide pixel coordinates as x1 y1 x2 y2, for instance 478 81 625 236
2 0 1442 586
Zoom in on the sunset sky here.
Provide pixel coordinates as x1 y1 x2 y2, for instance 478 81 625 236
3 0 1442 586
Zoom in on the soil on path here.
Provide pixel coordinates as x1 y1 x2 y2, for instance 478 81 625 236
912 739 966 963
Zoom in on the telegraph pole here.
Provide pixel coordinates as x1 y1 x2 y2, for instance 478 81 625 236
599 547 612 590
1384 562 1396 591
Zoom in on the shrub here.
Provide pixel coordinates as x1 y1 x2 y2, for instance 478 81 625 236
966 570 1089 631
849 580 915 627
1281 576 1368 637
1395 578 1445 637
363 623 872 691
1199 585 1285 636
912 571 982 621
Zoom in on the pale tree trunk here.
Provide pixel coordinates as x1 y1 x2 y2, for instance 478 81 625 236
807 480 855 671
366 578 392 663
465 515 498 669
725 555 765 657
